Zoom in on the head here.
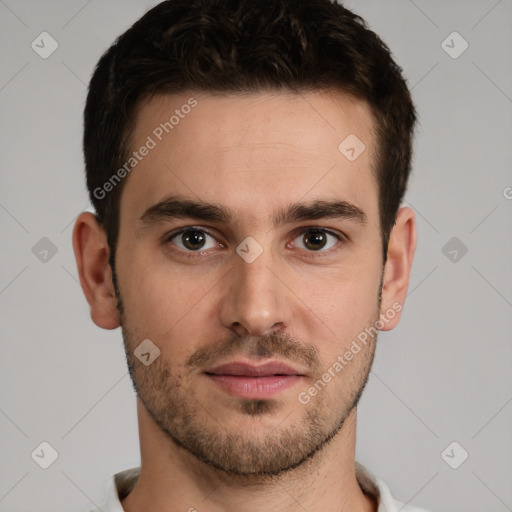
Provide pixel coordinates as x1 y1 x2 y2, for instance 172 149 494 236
74 0 417 477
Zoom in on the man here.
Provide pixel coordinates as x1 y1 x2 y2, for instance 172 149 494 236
73 0 426 510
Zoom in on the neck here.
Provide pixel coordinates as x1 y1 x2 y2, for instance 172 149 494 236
121 398 376 512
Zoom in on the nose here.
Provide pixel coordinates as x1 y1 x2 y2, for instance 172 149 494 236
218 245 294 337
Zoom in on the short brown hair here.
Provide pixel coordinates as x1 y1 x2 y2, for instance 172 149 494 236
83 0 417 273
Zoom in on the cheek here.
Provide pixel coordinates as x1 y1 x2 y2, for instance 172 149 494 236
134 280 198 324
117 252 219 346
298 263 381 350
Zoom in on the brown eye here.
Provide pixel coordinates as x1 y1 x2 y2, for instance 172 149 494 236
292 229 339 252
169 229 217 251
182 231 206 250
303 231 327 250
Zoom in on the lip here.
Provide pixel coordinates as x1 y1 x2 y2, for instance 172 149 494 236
204 361 305 399
206 361 304 377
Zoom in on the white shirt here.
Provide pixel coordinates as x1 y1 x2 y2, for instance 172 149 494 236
88 462 431 512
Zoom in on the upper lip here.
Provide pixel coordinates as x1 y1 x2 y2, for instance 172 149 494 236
205 361 305 377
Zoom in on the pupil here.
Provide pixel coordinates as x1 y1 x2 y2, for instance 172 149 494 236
183 231 206 250
304 232 326 250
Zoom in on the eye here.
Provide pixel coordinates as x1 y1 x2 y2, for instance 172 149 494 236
291 228 340 251
168 229 218 252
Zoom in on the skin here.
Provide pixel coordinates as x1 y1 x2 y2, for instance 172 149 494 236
73 90 416 512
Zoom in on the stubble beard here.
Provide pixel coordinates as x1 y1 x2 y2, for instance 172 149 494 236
113 272 379 479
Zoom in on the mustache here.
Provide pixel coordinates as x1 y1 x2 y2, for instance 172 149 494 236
186 331 321 373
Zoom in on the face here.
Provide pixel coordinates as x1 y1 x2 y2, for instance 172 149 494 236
114 90 384 475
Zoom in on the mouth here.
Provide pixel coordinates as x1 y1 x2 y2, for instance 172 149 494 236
204 361 306 399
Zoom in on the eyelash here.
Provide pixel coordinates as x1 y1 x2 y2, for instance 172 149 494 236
163 226 346 259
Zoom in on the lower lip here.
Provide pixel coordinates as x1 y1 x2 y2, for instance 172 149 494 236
205 374 302 399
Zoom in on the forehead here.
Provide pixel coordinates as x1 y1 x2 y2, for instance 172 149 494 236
120 90 379 229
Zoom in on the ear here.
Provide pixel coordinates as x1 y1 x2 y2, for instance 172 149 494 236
72 212 121 329
379 206 417 331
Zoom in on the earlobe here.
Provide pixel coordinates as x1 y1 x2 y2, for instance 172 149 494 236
379 207 417 331
72 212 121 330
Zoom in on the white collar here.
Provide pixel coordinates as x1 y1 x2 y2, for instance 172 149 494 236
95 462 429 512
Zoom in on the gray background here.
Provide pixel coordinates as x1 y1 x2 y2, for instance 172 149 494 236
1 1 511 511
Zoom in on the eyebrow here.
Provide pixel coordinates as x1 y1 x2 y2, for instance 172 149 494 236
138 194 367 232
